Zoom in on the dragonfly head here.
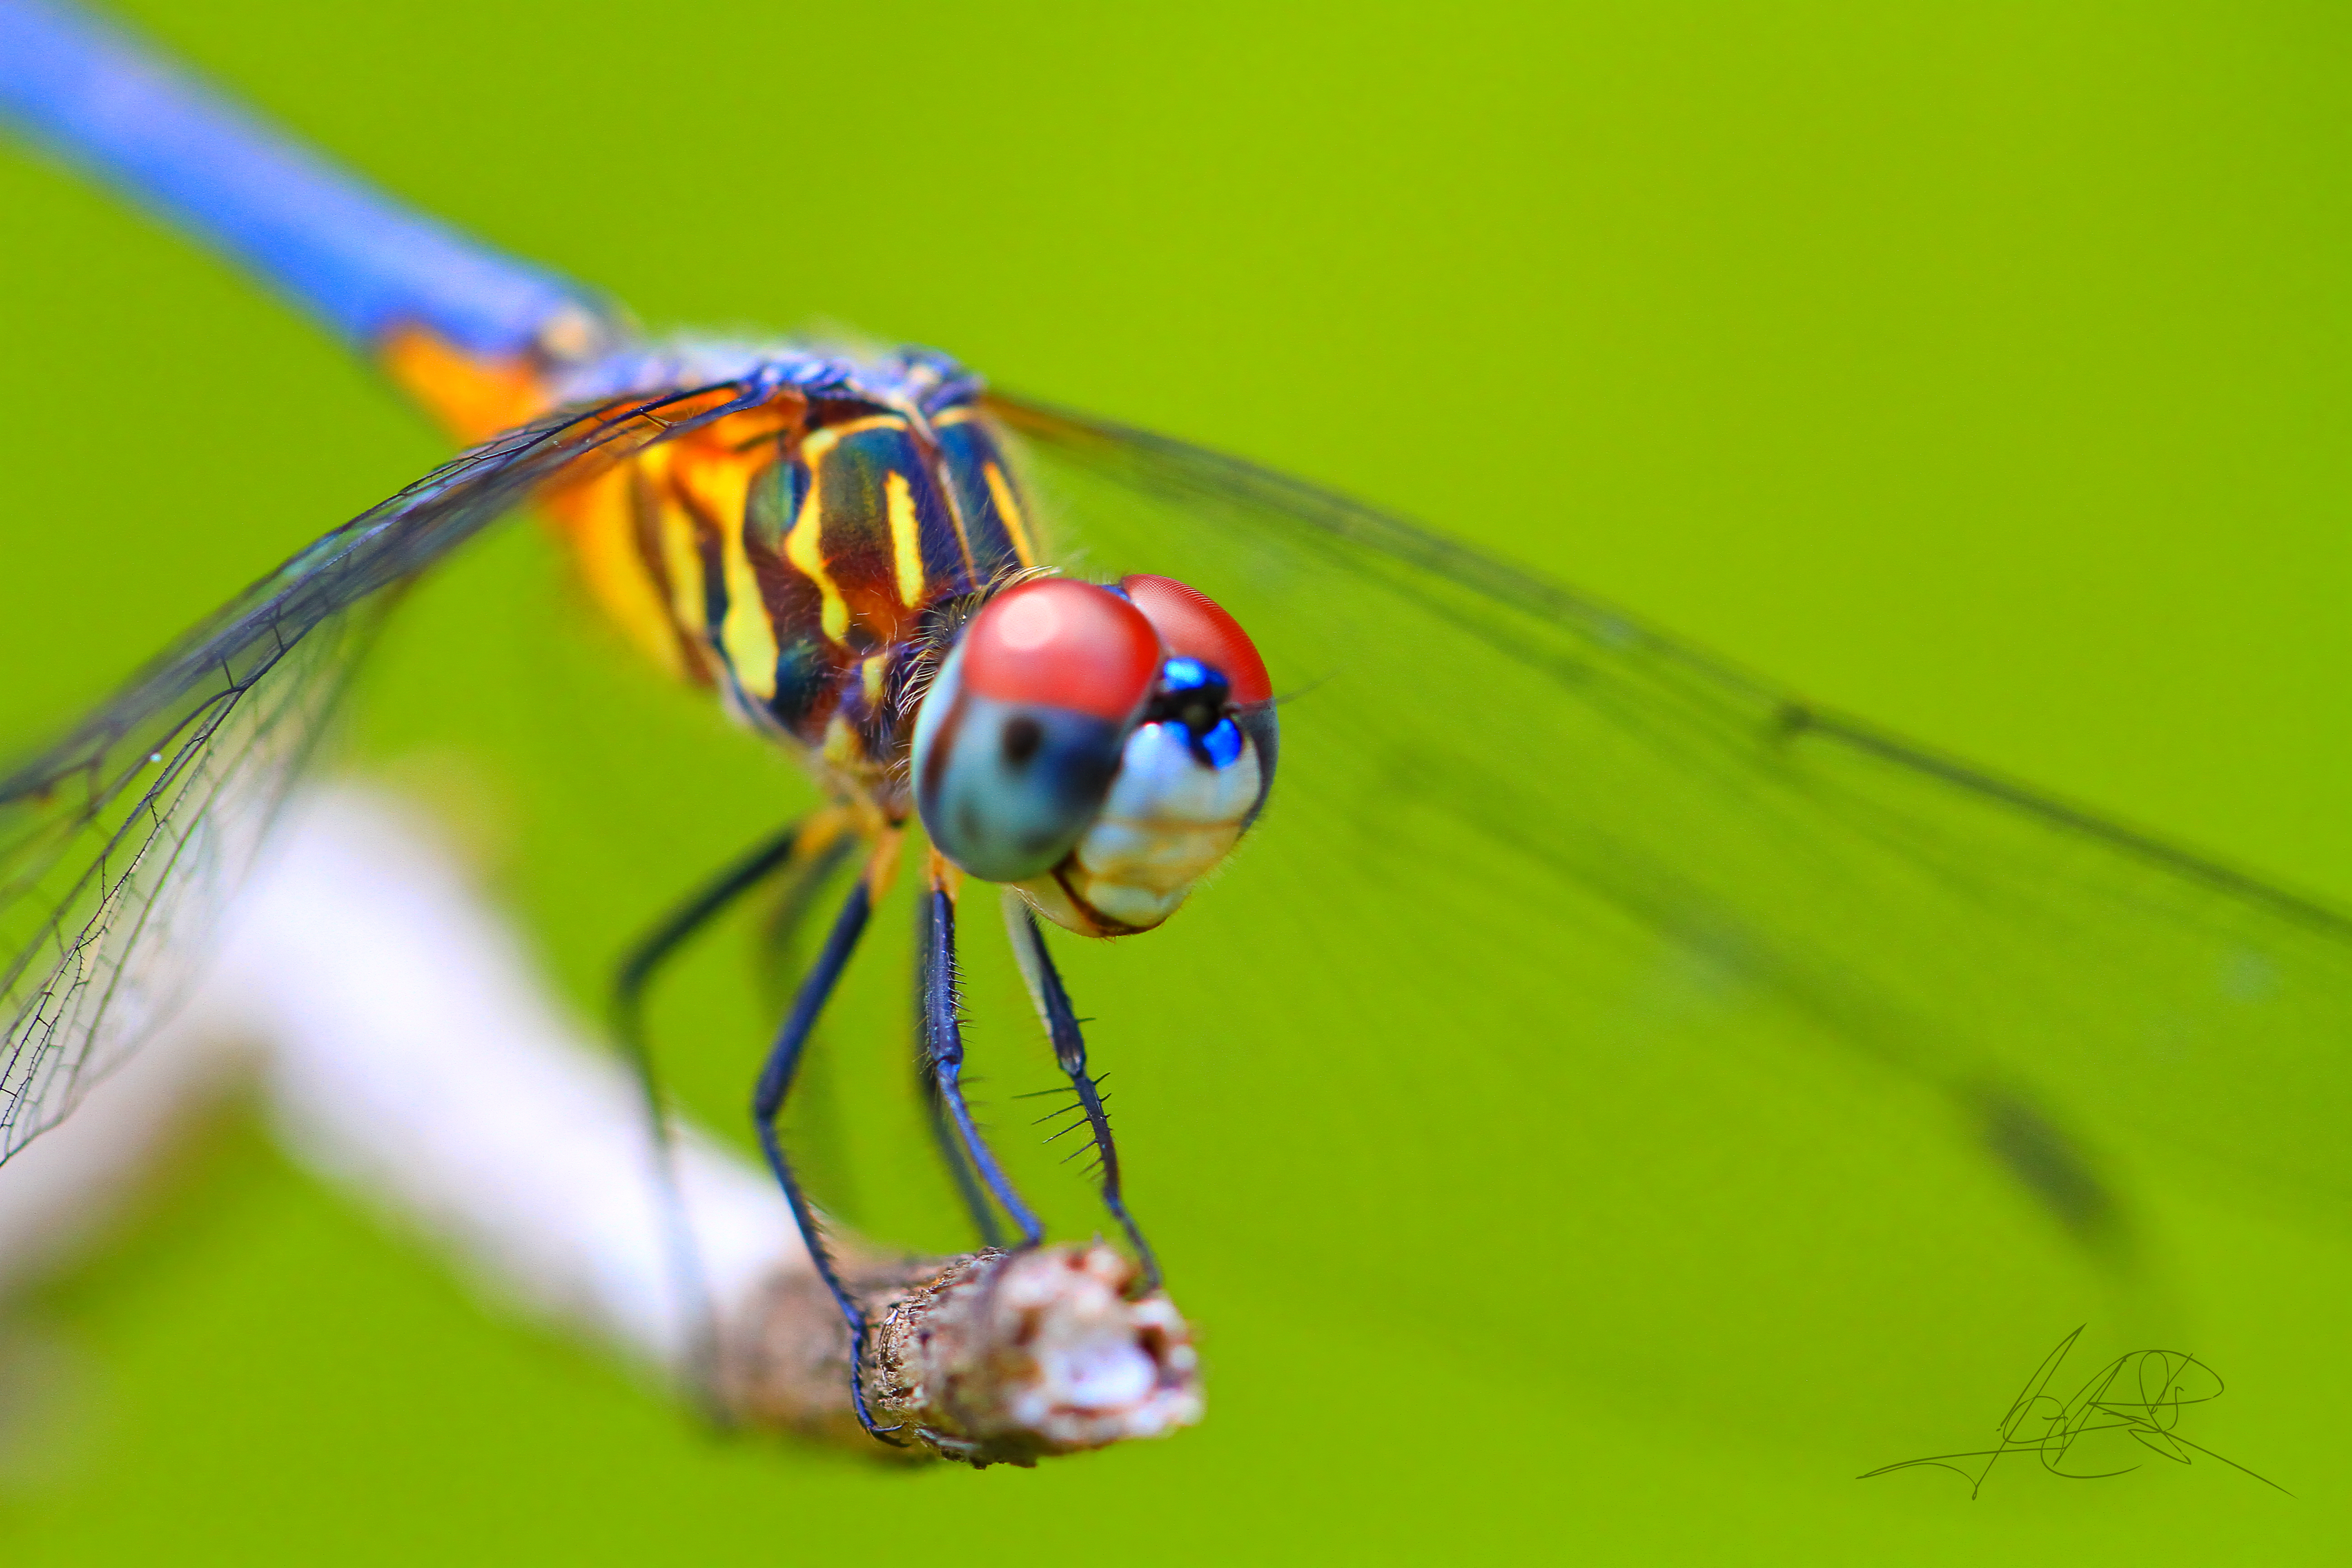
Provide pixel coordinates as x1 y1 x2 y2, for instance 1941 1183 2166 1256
911 574 1276 935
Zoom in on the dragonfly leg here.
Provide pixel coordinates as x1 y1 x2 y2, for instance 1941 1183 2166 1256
914 892 1007 1249
610 809 849 1412
750 817 863 991
752 832 899 1441
613 809 856 1104
1002 890 1161 1292
921 857 1044 1250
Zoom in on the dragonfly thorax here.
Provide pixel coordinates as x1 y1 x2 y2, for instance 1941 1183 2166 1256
380 338 1045 788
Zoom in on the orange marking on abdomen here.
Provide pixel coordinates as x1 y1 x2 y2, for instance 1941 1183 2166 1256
380 325 556 444
377 326 828 696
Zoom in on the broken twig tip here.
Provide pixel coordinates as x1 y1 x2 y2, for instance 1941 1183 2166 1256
718 1242 1201 1468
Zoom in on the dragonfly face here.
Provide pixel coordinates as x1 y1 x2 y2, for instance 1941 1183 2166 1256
911 574 1277 936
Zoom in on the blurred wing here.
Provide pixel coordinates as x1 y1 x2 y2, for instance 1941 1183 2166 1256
0 377 765 1162
989 394 2352 1235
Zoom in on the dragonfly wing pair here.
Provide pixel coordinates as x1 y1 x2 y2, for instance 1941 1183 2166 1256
2 375 2347 1261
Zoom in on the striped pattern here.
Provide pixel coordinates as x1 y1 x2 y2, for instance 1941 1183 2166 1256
385 333 1041 792
552 389 1038 785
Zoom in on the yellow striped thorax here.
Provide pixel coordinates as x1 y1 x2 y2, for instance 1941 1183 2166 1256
384 329 1044 812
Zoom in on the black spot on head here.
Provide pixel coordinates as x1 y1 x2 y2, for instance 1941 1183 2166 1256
1001 714 1044 768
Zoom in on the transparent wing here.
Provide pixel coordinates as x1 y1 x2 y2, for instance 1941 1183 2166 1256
0 377 767 1162
989 394 2352 1239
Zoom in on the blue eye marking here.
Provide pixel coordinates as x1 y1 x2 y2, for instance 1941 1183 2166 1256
1151 656 1243 766
1160 656 1214 692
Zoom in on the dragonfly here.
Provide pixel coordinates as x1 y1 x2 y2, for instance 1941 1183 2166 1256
4 0 2352 1439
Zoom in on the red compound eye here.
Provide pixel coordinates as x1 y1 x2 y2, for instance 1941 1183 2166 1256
1119 575 1272 705
961 578 1162 721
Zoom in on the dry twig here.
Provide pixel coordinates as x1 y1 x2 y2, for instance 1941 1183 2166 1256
722 1242 1202 1466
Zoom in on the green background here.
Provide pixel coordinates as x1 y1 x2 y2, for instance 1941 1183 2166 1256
3 0 2350 1560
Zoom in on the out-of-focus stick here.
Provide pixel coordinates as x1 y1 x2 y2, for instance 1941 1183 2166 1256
0 788 1201 1465
203 790 792 1374
0 991 246 1302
